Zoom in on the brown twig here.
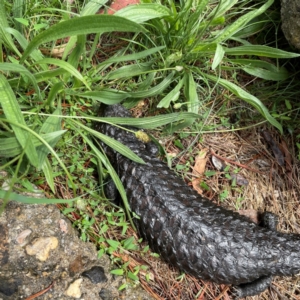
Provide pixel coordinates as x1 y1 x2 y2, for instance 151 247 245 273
25 281 55 300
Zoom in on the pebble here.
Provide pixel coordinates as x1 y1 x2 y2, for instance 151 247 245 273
64 278 83 298
26 236 58 261
82 265 107 284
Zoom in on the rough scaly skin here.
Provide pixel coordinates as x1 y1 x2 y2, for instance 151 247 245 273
95 104 300 298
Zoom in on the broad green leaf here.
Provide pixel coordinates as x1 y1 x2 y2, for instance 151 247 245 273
225 45 300 59
228 58 280 72
212 44 225 70
37 105 63 169
14 18 28 26
92 111 199 129
98 46 165 67
110 269 124 276
129 72 174 98
77 89 129 104
107 63 152 80
34 58 90 89
20 15 146 62
0 74 39 167
157 78 183 108
0 130 66 158
184 71 199 113
242 66 289 81
206 74 282 132
115 4 170 23
41 157 55 193
45 82 64 108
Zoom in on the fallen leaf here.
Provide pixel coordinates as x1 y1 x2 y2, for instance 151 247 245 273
191 149 208 195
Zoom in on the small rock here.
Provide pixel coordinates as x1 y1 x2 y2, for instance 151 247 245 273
59 219 69 233
16 229 32 246
69 255 85 276
26 236 58 261
0 223 9 266
82 265 107 284
99 288 115 300
0 277 21 296
64 278 83 298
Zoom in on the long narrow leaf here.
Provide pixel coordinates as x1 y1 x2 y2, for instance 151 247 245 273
0 63 41 99
91 111 199 129
129 72 175 98
0 189 79 204
206 74 282 132
20 15 146 63
225 45 300 59
0 130 66 158
213 0 274 43
77 89 129 104
184 71 199 113
73 121 145 164
0 74 39 167
34 58 90 89
115 4 171 23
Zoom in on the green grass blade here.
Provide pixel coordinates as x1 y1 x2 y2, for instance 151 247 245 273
0 74 39 167
37 104 63 168
34 58 90 90
12 0 23 33
208 0 238 19
213 0 274 43
184 71 199 113
75 130 136 230
115 3 170 23
41 157 55 193
0 63 41 99
5 28 45 65
77 90 129 104
0 189 79 204
157 78 184 108
242 66 289 81
73 121 145 164
81 0 109 16
0 130 66 158
206 74 282 132
20 15 146 63
98 46 165 67
225 45 300 58
91 111 199 129
129 72 175 98
107 63 152 80
212 44 225 70
0 1 21 55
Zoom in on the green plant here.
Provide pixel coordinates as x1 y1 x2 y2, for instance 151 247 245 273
101 0 299 134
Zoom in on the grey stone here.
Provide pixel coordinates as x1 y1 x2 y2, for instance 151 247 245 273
82 266 107 284
281 0 300 50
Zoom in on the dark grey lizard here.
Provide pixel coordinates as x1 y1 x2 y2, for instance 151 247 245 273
94 104 300 298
